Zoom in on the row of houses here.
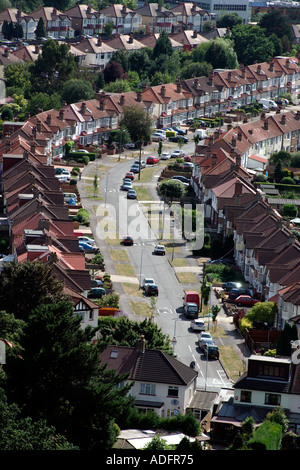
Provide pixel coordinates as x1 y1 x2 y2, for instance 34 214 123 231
0 4 215 40
1 54 299 164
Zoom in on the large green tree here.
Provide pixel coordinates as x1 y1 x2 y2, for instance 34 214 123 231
62 78 95 104
29 39 75 94
3 301 133 450
119 105 153 142
230 24 276 66
0 261 66 321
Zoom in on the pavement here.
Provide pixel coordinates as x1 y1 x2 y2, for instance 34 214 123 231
76 148 252 368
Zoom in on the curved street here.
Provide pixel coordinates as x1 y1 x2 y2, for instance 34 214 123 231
77 142 250 392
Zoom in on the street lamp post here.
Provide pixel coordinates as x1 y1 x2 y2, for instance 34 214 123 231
139 248 145 289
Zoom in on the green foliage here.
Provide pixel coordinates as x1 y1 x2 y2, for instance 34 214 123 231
246 301 277 326
205 264 239 282
97 317 173 354
29 39 76 95
248 419 282 450
0 261 66 321
62 79 95 104
35 17 45 39
238 316 253 335
119 105 153 142
26 92 61 116
276 322 298 356
0 388 78 450
96 292 119 308
3 300 133 450
230 24 276 66
158 179 187 201
282 203 297 218
74 208 90 224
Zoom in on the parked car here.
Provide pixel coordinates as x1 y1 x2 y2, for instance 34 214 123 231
130 164 140 173
75 149 89 153
87 287 106 298
235 295 260 307
123 178 132 185
169 135 188 143
184 155 192 162
121 181 133 191
206 257 235 266
222 281 241 292
143 278 155 289
172 126 186 135
125 142 136 149
190 318 206 332
134 160 146 168
79 241 94 251
147 156 159 164
183 162 194 169
91 279 103 287
228 288 251 300
200 337 215 352
78 236 95 246
172 176 190 185
171 149 184 158
153 244 166 255
127 189 137 199
198 332 212 350
160 152 170 160
125 172 135 180
145 284 159 296
55 167 67 175
203 344 219 360
122 236 134 246
152 133 166 141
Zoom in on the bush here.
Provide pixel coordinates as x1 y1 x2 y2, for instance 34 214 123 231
74 208 89 224
281 177 295 185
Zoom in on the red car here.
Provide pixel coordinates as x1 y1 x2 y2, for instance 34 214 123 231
125 172 134 180
235 295 260 307
184 155 192 162
146 156 159 164
121 236 134 246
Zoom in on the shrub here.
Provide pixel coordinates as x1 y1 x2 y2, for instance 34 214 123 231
239 316 253 335
248 420 282 450
281 176 295 185
74 208 89 224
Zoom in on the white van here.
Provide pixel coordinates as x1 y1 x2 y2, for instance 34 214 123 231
194 129 208 140
258 99 278 110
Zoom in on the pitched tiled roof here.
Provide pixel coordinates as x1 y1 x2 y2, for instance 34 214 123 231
100 344 198 386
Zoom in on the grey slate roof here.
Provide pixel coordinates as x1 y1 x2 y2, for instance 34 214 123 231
100 345 198 386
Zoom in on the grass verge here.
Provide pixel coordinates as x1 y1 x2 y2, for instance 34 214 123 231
176 272 198 283
110 249 130 262
129 300 152 317
114 263 136 277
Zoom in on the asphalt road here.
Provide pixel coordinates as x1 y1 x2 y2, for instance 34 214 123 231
93 145 233 391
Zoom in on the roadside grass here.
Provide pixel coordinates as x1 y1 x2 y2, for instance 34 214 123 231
109 249 130 262
129 300 152 317
218 345 246 383
137 165 163 183
162 242 180 253
176 272 198 283
105 237 121 245
114 263 136 277
170 258 188 267
134 186 152 201
122 282 143 297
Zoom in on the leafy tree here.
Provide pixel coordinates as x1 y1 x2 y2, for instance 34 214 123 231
111 49 129 72
26 92 61 116
269 150 291 166
0 261 66 321
1 106 13 120
62 78 95 104
266 406 289 434
97 317 173 354
0 388 78 450
204 38 239 69
35 17 46 39
246 301 277 327
128 49 151 76
180 61 212 80
104 78 131 93
143 435 174 450
259 11 292 41
29 39 75 94
274 161 283 183
119 105 153 142
276 322 298 356
3 300 133 450
103 60 127 83
230 24 275 66
153 30 173 57
158 179 187 202
4 63 31 96
102 21 114 36
217 13 243 28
